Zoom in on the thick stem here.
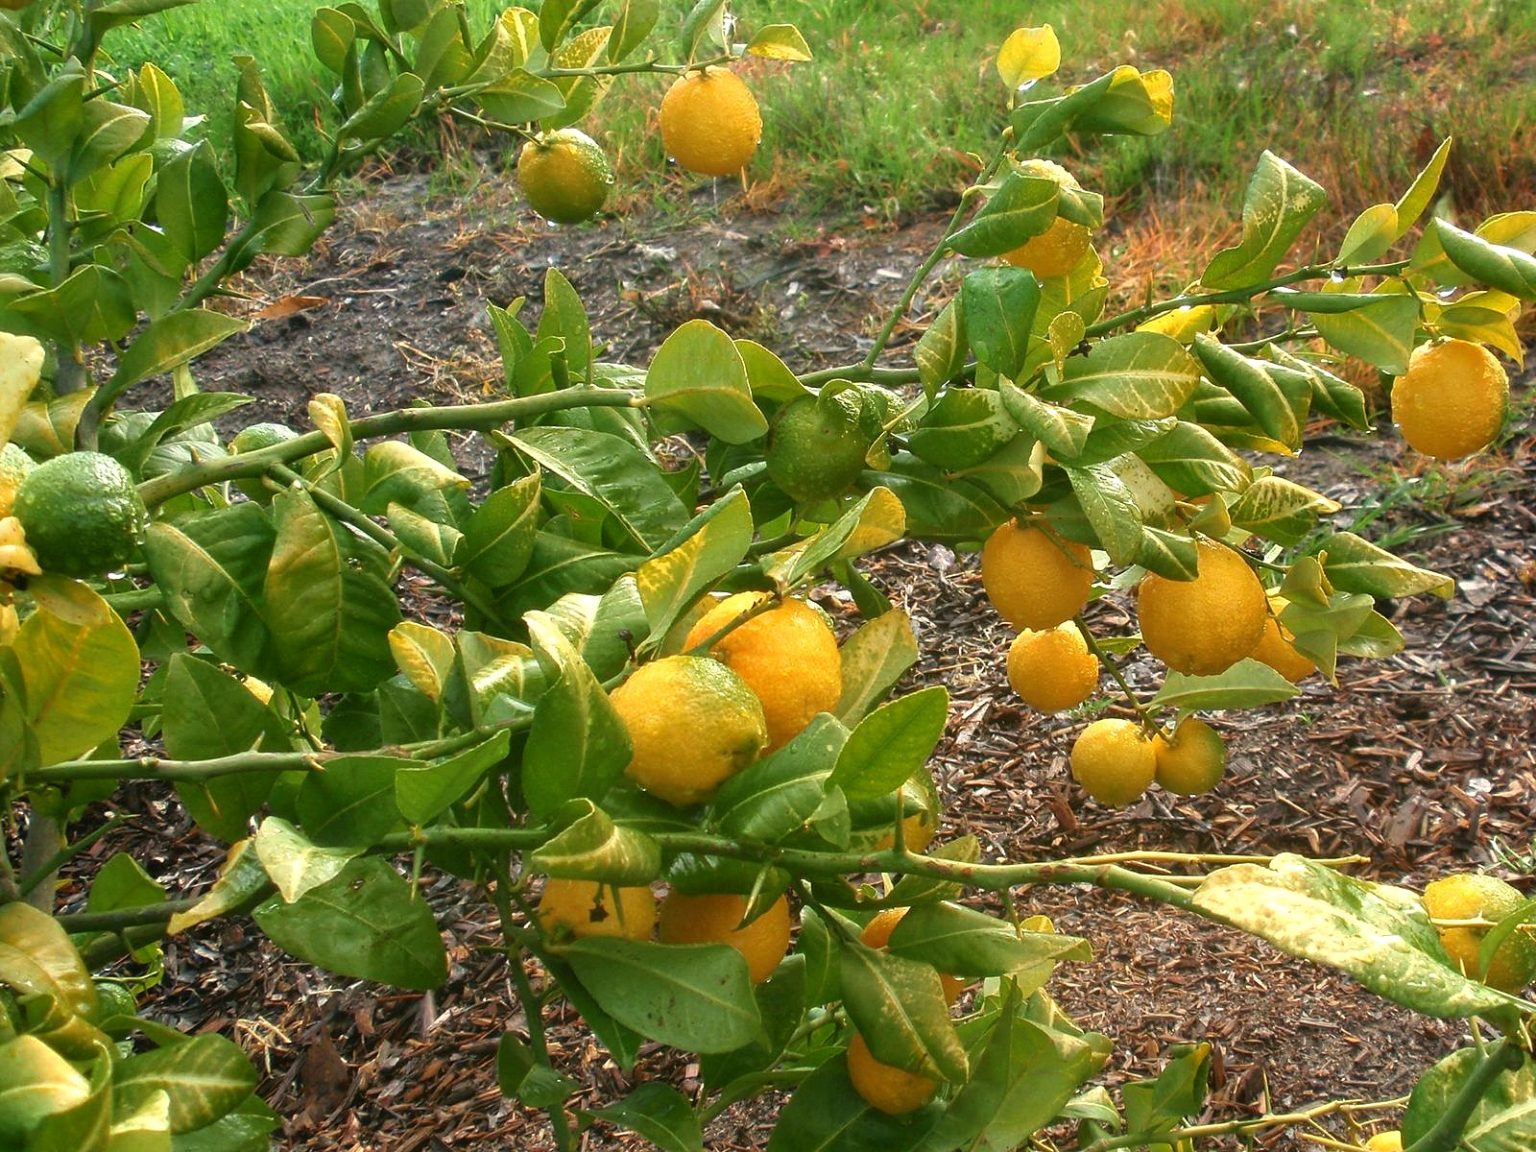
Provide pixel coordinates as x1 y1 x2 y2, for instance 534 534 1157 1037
860 136 1013 370
137 387 646 509
1074 614 1169 739
1404 1038 1525 1152
45 180 87 403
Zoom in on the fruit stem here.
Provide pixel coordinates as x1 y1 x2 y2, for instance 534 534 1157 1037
492 862 579 1152
1078 1095 1394 1152
1073 614 1170 740
1403 1037 1524 1152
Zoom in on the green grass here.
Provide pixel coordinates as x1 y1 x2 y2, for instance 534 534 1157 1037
108 0 1536 231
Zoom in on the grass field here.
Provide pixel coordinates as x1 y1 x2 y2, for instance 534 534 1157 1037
109 0 1536 229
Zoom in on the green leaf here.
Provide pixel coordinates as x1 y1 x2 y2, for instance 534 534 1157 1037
1149 659 1301 711
925 998 1109 1152
608 0 660 62
395 732 511 826
543 576 648 682
312 9 356 73
646 320 768 443
360 441 467 515
1335 203 1398 266
1201 151 1327 289
252 817 362 904
527 801 661 884
1433 218 1536 300
829 687 948 802
636 488 752 643
113 311 249 393
1314 531 1455 599
908 389 1017 470
1122 1043 1212 1144
1228 475 1341 545
840 941 969 1084
1192 333 1312 450
167 841 271 937
253 856 446 990
712 715 847 843
1402 1047 1536 1152
1001 381 1095 458
766 1058 936 1151
505 426 688 552
264 489 401 694
0 902 99 1018
1392 136 1452 241
9 266 135 346
746 23 813 61
835 609 920 725
888 904 1091 985
1265 346 1371 431
225 192 336 270
162 654 287 842
13 578 139 766
962 268 1040 379
1064 463 1142 565
583 1083 703 1151
954 432 1045 507
497 1032 577 1108
70 99 150 181
295 754 405 847
948 173 1060 259
863 455 1006 543
1283 290 1419 374
336 71 424 143
563 938 762 1052
139 507 272 667
537 268 592 383
0 1035 94 1143
1191 854 1517 1021
521 613 631 818
915 298 968 396
1043 331 1201 420
151 143 228 266
455 473 541 589
113 1035 258 1135
1137 420 1252 496
476 68 567 125
762 487 906 587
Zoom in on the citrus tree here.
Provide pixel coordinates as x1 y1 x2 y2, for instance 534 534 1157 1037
2 3 1535 1150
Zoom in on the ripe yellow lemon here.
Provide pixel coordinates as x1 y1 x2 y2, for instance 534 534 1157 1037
517 128 614 225
1070 718 1156 807
1152 717 1226 796
1136 540 1266 675
1364 1133 1403 1152
1250 613 1315 683
659 67 762 177
684 592 841 752
861 908 968 1003
1006 622 1100 713
980 520 1095 631
1392 339 1508 461
610 655 767 806
1422 873 1536 992
847 1032 939 1115
536 878 656 941
658 891 792 984
1001 159 1093 279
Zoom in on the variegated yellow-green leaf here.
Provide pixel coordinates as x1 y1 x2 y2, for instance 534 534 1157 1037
1201 152 1326 290
0 332 45 450
997 25 1061 88
835 609 919 725
388 621 456 701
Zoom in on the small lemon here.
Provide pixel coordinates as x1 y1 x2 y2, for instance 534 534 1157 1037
1006 622 1100 713
1070 718 1157 807
981 520 1095 631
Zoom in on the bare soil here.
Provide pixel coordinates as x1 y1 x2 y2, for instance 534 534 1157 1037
106 173 1536 1150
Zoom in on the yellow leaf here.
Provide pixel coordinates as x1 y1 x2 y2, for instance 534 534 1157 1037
997 25 1061 89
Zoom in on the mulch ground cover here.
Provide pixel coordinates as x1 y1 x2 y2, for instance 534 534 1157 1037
69 172 1536 1150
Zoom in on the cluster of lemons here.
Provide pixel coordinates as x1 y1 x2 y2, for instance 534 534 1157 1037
533 595 836 989
516 67 762 226
532 591 962 1114
981 520 1321 809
